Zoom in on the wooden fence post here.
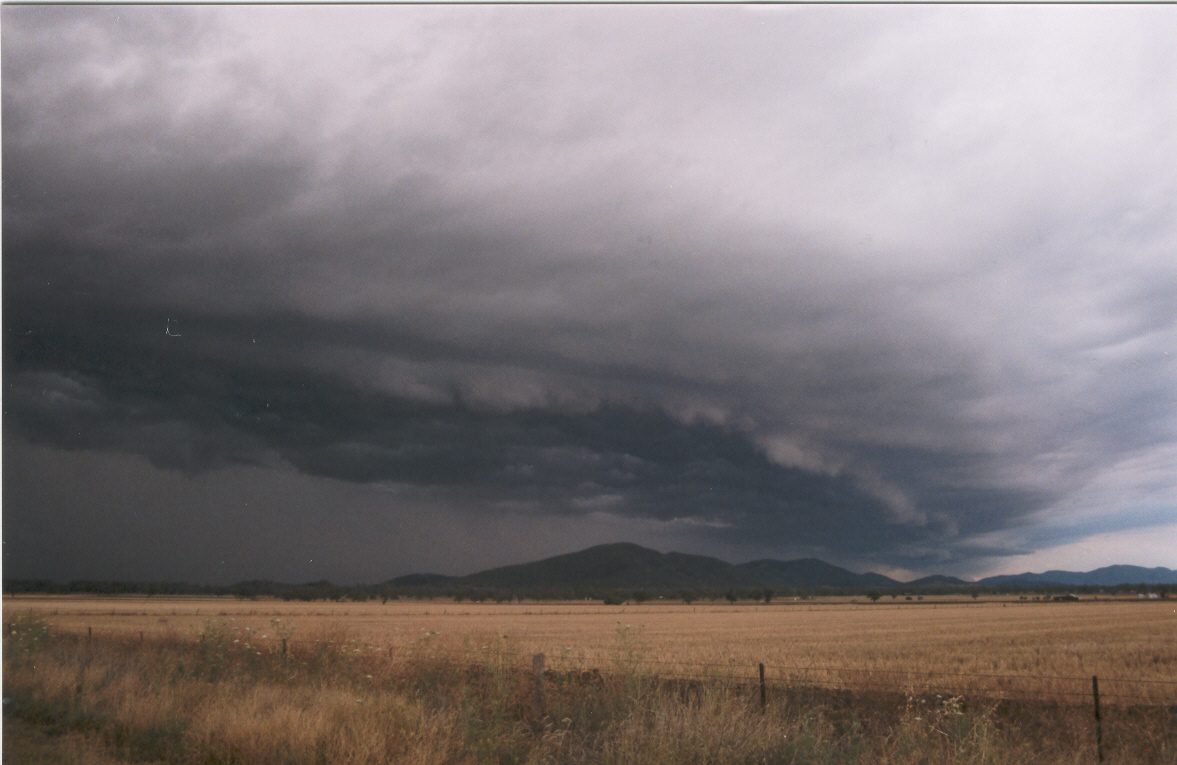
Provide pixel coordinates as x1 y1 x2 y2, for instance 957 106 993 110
281 638 288 657
759 662 767 710
1092 675 1104 762
532 653 546 715
87 626 92 643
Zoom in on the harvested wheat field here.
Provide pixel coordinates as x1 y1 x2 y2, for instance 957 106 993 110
6 597 1177 763
8 595 1177 702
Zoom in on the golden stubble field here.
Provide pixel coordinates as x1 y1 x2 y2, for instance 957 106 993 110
8 595 1177 703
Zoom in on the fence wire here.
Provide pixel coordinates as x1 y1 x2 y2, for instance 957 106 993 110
46 625 1177 707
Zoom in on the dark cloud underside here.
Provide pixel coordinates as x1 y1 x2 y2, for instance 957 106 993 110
4 5 1176 580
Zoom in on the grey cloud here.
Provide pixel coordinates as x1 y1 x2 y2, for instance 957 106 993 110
5 299 945 564
4 5 1176 580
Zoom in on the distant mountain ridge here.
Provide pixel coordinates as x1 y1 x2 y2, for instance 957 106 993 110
976 565 1177 587
441 543 738 590
388 542 1177 592
8 544 1173 600
733 558 896 589
906 575 971 588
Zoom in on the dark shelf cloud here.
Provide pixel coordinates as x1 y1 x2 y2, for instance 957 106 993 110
4 5 1175 583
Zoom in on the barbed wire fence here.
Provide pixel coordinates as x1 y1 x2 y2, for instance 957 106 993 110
48 623 1177 709
15 618 1177 764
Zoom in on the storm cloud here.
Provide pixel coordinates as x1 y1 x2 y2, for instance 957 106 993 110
4 5 1176 582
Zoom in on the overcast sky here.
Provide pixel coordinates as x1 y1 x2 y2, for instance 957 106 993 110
4 5 1175 584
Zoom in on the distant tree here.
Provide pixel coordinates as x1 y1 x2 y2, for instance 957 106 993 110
725 589 738 604
680 590 697 605
761 589 773 604
867 592 881 603
631 591 650 603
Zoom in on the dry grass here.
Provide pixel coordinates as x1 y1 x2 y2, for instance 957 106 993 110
6 597 1177 763
4 608 1176 765
9 596 1177 703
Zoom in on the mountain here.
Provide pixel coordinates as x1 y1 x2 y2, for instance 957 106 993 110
734 558 897 589
978 565 1177 587
393 543 895 593
387 543 1176 596
10 545 1171 599
906 575 971 588
458 543 742 590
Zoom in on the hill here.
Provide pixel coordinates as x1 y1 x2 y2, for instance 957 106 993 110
978 565 1177 588
391 543 898 594
734 558 897 589
9 546 1173 600
906 575 971 588
459 543 737 590
389 544 1177 597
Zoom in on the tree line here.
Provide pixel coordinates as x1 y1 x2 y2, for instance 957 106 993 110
4 578 1173 603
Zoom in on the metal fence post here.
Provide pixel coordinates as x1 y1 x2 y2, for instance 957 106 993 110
533 653 546 715
759 662 767 710
1092 675 1104 763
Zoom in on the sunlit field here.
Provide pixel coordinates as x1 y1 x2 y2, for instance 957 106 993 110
8 595 1177 702
6 596 1177 763
11 595 1177 692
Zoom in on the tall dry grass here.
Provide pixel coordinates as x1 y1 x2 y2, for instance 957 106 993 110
5 613 1175 764
11 596 1176 695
